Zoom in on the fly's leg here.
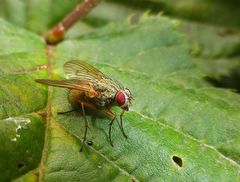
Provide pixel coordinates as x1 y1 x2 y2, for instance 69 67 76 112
105 107 116 147
109 116 116 147
75 101 98 151
58 101 97 115
119 110 128 139
58 109 77 115
80 102 88 152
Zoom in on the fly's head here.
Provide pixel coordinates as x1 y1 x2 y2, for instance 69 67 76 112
115 88 133 111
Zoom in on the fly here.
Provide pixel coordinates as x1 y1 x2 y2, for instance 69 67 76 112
36 60 133 151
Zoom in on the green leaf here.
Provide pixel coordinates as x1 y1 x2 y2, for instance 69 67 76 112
0 19 46 181
13 170 38 182
109 0 240 28
0 0 80 34
0 19 47 118
0 114 45 182
0 0 136 34
13 171 38 182
1 14 240 182
178 19 240 81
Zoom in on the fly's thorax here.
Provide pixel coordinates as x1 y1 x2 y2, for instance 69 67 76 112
92 79 119 106
115 88 132 111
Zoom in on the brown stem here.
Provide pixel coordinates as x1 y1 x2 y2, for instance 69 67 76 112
45 0 101 45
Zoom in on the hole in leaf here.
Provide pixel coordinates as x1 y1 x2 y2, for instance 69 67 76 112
172 156 183 167
17 161 24 169
87 140 93 146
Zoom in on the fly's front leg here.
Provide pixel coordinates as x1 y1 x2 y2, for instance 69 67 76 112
109 116 116 147
105 107 116 147
119 110 128 139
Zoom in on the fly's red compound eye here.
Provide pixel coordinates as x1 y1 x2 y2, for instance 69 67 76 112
116 91 126 106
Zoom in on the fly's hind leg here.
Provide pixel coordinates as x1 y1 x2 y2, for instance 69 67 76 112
78 101 98 152
80 102 88 152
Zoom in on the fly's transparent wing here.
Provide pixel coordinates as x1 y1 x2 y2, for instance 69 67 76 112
64 60 121 91
64 60 106 80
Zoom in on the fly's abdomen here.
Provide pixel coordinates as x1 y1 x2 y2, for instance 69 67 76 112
68 89 85 106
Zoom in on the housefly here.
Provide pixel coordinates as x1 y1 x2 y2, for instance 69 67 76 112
36 60 133 151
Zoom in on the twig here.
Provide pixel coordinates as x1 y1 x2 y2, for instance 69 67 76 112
45 0 101 45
